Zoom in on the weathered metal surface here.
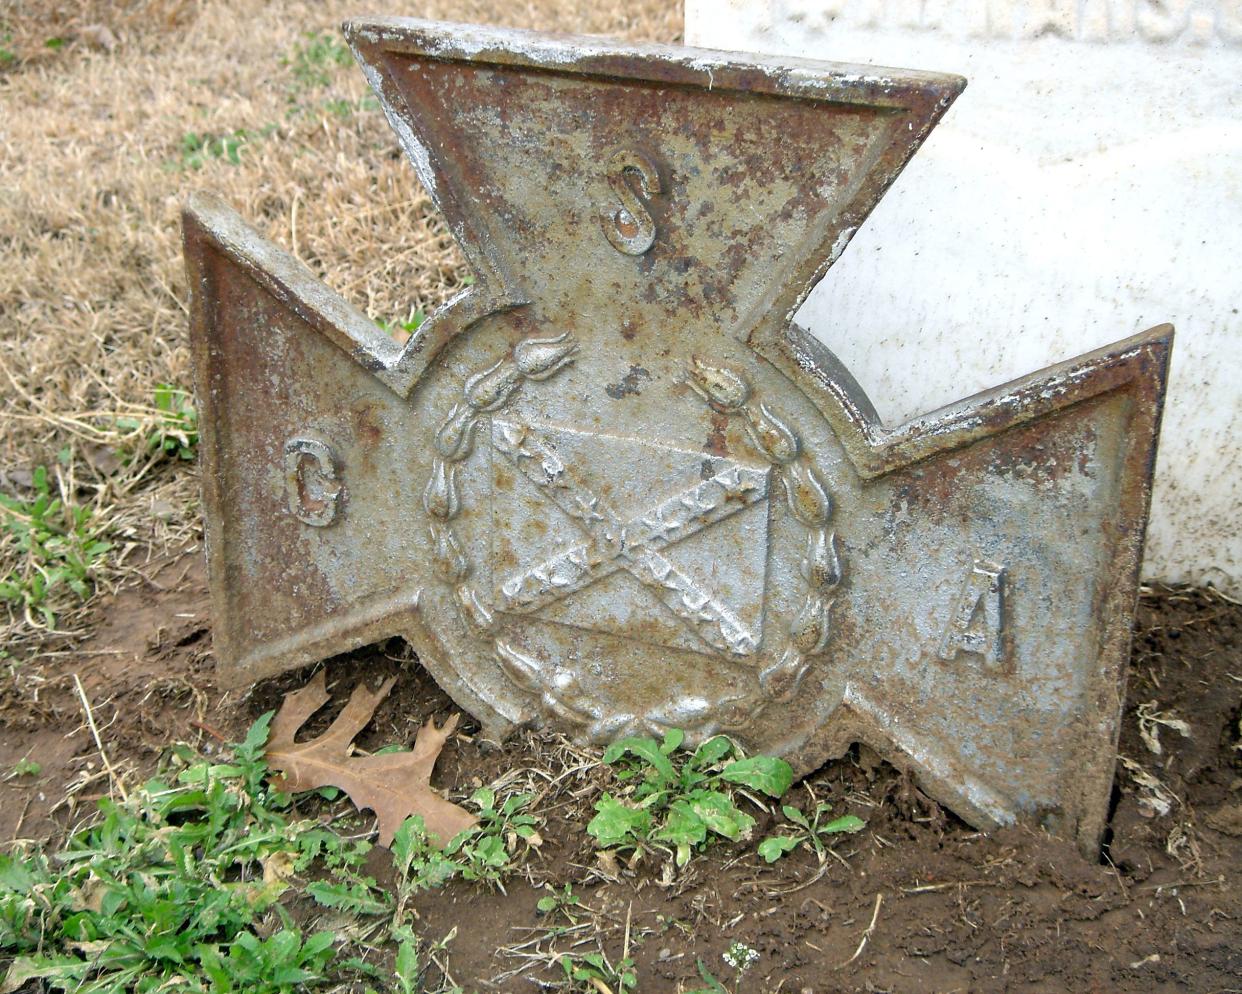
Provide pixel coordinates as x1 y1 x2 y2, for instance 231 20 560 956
183 17 1171 855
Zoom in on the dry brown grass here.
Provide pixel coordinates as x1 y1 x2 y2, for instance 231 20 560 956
0 0 682 654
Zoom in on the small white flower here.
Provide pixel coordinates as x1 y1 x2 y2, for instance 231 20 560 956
723 941 760 972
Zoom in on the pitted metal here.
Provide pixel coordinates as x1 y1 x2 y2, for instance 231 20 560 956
183 17 1171 855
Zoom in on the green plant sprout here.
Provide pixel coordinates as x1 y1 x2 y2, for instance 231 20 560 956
684 943 760 994
0 465 111 627
757 801 865 864
175 128 269 170
8 757 40 778
375 309 427 339
586 729 793 866
685 958 729 994
559 949 638 994
0 715 360 991
284 31 353 89
536 883 586 926
117 383 199 462
391 787 540 899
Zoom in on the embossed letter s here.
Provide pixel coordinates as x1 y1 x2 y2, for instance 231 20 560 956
600 148 663 256
284 437 342 527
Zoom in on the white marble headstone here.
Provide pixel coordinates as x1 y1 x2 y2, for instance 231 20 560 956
686 0 1240 593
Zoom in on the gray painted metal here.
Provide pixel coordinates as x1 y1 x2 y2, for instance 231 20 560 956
183 17 1171 855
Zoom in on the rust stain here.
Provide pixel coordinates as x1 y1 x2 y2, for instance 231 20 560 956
604 364 651 399
704 411 730 457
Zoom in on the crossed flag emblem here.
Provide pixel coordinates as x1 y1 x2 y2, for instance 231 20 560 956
491 421 770 660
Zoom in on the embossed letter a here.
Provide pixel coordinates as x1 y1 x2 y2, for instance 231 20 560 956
938 560 1007 671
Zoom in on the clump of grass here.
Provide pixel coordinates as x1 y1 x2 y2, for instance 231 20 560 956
0 384 203 651
0 382 203 633
319 94 380 118
284 30 353 89
0 380 208 647
174 126 276 171
117 383 199 463
0 711 532 993
0 464 111 629
0 716 363 991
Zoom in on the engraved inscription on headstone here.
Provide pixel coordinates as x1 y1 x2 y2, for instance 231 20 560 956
686 1 1238 595
715 0 1242 45
184 18 1171 855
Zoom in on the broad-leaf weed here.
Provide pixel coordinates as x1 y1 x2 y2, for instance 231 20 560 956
586 729 793 866
0 711 519 993
560 949 638 994
758 801 865 864
0 464 111 628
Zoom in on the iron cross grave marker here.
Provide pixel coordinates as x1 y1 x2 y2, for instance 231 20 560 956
183 18 1172 855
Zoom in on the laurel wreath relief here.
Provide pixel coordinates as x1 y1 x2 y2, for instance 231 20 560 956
425 345 843 742
424 332 579 630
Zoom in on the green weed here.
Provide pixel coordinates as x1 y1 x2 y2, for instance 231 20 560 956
9 757 40 778
376 310 427 339
197 930 338 992
559 949 638 994
536 883 584 925
321 94 381 117
284 31 352 89
586 729 793 866
757 801 865 863
174 126 274 171
0 465 112 627
685 958 729 994
179 131 246 169
683 942 762 994
0 715 406 992
392 787 540 895
391 924 421 994
117 382 199 462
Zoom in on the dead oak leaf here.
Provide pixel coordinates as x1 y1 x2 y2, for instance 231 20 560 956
263 670 477 847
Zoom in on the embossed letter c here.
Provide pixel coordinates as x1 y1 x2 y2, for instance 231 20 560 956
283 436 342 527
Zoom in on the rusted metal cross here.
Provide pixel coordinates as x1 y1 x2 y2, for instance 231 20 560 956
184 17 1171 855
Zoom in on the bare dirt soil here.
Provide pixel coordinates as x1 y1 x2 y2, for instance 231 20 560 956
2 546 1237 994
